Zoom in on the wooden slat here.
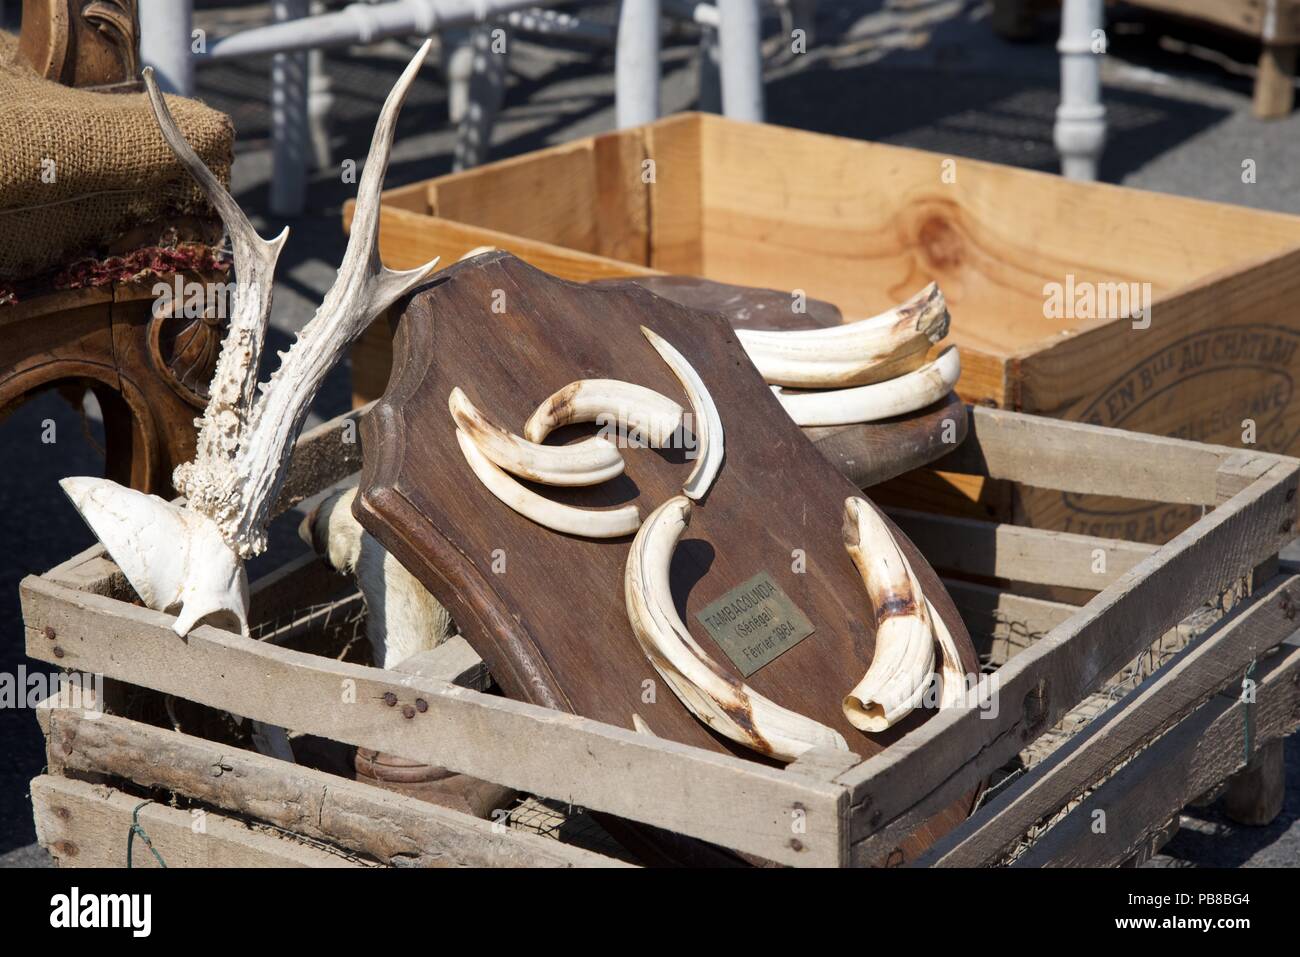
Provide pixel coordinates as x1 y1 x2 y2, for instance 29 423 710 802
1014 640 1300 866
393 635 491 692
20 577 846 867
836 459 1298 864
43 707 624 868
920 570 1300 866
889 509 1156 589
937 406 1283 505
366 206 661 281
32 775 362 868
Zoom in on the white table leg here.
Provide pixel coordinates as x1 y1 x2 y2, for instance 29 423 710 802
1054 0 1106 181
139 0 195 95
616 0 662 127
717 0 764 122
307 1 334 171
270 0 310 216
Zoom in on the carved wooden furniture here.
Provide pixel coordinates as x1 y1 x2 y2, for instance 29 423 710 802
16 0 140 89
1 0 228 495
0 280 224 494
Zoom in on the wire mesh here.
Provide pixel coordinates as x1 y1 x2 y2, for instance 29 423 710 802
989 575 1252 865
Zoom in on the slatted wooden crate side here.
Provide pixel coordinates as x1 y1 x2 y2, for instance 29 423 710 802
32 775 366 868
40 705 628 868
921 574 1300 866
1012 638 1300 867
20 581 849 868
835 414 1300 863
26 405 1298 867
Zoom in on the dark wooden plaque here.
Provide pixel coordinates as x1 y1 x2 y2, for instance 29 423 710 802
356 253 978 863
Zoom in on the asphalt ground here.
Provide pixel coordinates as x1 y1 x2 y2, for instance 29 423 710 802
2 0 1298 866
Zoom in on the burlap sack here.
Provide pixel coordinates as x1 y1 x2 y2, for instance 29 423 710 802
0 32 233 281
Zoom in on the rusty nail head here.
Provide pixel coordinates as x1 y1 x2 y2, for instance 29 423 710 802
52 646 65 659
43 626 56 641
789 839 804 852
383 692 397 707
415 698 428 713
402 704 415 719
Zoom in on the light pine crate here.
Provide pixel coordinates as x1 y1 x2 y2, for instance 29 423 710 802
20 405 1300 867
347 113 1300 545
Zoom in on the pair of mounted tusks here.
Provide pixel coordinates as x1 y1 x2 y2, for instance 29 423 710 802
449 327 725 539
746 284 961 427
623 494 966 761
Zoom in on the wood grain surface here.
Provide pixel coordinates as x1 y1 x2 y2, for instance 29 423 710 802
356 253 978 862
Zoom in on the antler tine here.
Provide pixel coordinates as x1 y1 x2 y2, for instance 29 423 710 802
336 37 443 310
214 40 441 557
143 68 289 500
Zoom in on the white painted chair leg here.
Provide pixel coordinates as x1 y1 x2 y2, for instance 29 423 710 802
616 0 662 127
270 0 310 216
307 1 334 171
443 26 477 125
139 0 195 95
717 0 764 122
1053 0 1106 181
453 24 510 170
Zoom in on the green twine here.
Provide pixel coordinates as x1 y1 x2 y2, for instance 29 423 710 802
126 801 167 869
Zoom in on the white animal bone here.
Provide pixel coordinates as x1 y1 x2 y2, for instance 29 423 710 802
524 379 684 449
772 345 961 427
624 495 849 761
60 42 441 636
299 487 455 669
455 429 641 538
640 327 724 500
449 387 624 486
737 283 950 387
841 497 937 732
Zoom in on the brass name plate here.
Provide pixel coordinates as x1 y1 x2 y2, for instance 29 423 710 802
696 572 815 677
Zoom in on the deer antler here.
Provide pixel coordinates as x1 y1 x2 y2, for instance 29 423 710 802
61 41 440 636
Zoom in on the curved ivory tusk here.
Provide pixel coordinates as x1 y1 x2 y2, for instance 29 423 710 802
449 387 624 486
625 496 849 761
927 596 967 710
523 379 684 449
455 428 641 538
773 345 961 427
737 283 950 387
640 327 725 500
841 497 936 732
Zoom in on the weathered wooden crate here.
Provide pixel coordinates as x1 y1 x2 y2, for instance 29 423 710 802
20 404 1300 867
348 112 1300 545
